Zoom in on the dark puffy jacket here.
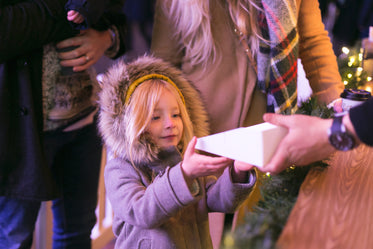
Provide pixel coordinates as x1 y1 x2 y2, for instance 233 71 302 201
0 0 127 200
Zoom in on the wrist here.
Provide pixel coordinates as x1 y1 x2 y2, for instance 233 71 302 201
328 114 357 151
343 113 361 145
322 118 334 143
231 164 249 183
105 26 120 58
180 163 199 195
180 162 195 181
107 27 116 49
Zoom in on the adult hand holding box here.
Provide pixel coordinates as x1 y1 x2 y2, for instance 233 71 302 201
195 122 288 167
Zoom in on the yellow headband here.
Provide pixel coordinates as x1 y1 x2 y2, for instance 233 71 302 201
125 73 185 105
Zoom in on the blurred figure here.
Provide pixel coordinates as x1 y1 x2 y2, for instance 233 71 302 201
0 0 127 248
332 0 373 55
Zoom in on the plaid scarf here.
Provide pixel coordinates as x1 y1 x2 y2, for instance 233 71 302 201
256 0 299 113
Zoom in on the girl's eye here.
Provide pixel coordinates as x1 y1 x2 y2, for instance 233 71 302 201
151 116 160 121
172 113 181 118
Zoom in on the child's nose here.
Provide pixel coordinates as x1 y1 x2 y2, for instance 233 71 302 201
165 116 176 128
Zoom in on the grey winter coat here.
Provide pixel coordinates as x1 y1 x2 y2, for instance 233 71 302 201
98 56 256 249
105 152 256 249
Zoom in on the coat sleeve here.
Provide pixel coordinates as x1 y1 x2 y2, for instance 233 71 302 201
349 98 373 146
102 1 128 59
0 0 74 62
205 167 256 213
65 0 109 30
104 158 201 229
297 0 344 104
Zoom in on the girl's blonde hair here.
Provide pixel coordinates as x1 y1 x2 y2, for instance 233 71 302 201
124 79 194 164
163 0 263 66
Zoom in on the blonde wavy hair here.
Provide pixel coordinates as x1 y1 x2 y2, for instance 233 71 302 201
124 79 194 164
163 0 263 66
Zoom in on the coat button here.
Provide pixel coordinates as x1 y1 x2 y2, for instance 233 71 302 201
20 107 28 116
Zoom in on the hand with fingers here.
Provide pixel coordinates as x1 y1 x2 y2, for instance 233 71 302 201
260 113 336 174
181 137 233 183
56 28 113 72
67 10 85 24
182 137 255 185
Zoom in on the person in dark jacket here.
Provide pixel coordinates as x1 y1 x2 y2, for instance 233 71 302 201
0 0 127 248
332 0 373 55
65 0 125 31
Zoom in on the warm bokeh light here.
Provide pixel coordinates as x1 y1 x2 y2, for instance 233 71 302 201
342 47 350 54
348 57 356 67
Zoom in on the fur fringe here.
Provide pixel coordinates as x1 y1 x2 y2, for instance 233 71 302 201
98 55 210 164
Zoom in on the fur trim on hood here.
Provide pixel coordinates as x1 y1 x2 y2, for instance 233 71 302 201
98 55 210 164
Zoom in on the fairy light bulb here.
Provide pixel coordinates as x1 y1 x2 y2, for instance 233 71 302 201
342 47 350 55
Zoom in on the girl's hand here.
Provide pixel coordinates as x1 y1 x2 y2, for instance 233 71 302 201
230 161 254 183
234 161 254 172
181 137 232 180
56 29 112 72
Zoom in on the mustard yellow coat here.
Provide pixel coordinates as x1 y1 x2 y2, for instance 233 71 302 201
151 0 344 247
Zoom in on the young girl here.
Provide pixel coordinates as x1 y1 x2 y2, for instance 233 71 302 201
98 55 257 249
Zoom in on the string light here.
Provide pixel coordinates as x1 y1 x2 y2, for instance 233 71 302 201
356 67 363 76
348 57 355 67
342 47 350 54
358 52 363 62
339 45 371 91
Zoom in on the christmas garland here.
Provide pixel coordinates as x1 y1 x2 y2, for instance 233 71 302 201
222 98 334 249
336 43 370 90
221 43 373 248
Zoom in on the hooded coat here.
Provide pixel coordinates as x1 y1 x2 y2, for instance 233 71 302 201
98 55 256 249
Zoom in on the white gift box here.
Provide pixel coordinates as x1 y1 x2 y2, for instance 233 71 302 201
195 122 288 167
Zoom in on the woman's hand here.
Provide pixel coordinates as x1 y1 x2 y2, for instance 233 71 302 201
181 137 232 180
56 29 112 72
